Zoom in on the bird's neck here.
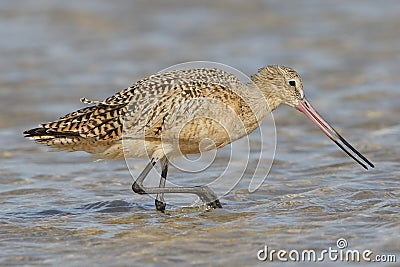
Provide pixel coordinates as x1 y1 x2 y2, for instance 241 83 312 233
250 75 282 114
233 82 279 138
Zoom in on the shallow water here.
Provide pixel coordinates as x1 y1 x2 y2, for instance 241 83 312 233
1 1 399 266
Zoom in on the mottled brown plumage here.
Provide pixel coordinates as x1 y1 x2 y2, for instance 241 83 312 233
24 65 373 211
24 66 285 159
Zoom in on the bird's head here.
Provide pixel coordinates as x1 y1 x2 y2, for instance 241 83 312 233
251 65 305 109
251 65 374 170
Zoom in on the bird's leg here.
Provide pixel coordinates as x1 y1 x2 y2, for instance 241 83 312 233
131 157 222 210
155 157 168 212
143 185 222 209
131 158 156 194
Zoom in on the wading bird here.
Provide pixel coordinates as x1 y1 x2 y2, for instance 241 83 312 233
24 65 374 212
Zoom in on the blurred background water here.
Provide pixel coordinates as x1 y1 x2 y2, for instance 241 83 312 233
0 0 399 266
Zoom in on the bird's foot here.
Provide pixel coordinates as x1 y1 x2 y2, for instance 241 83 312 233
155 199 166 213
206 199 222 209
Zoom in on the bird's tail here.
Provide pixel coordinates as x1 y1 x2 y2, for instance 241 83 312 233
23 96 129 159
23 126 83 149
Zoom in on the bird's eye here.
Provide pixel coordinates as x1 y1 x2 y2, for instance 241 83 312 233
289 80 296 87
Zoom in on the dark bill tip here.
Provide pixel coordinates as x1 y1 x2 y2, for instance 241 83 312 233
296 98 374 170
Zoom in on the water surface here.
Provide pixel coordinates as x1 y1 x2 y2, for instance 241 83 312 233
0 1 399 266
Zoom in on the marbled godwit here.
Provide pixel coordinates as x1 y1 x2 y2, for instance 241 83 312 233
24 65 374 211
